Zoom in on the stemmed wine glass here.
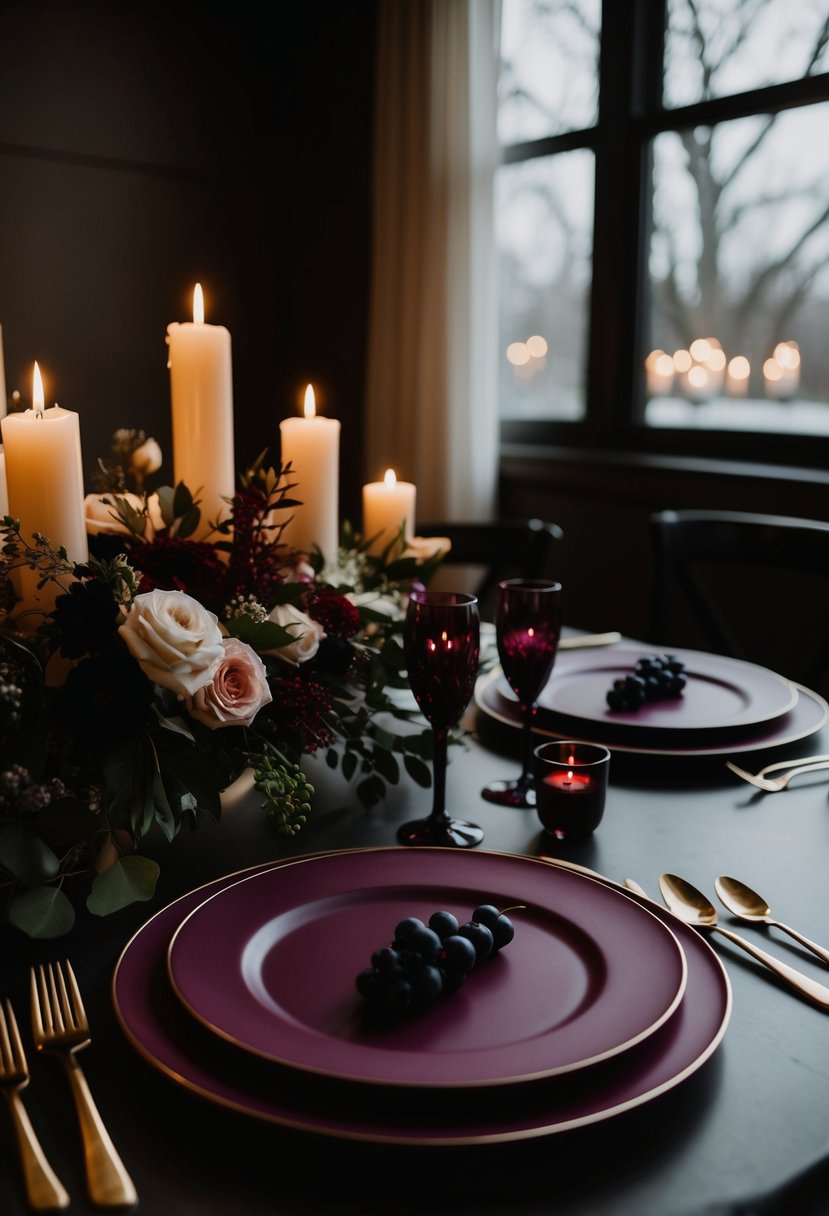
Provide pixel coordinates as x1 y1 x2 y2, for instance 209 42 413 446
481 578 562 809
397 589 484 848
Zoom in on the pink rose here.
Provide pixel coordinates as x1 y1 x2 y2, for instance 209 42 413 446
185 638 273 730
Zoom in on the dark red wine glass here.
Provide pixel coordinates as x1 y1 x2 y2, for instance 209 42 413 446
481 579 562 809
397 590 484 848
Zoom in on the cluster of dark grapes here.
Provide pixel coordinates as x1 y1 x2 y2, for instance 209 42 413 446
606 654 687 712
355 904 520 1017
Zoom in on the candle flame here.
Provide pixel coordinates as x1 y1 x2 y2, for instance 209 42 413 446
384 468 397 490
567 769 574 782
193 283 204 325
33 361 44 417
304 383 316 419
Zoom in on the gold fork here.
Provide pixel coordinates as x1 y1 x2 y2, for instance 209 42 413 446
726 758 829 793
30 962 137 1209
0 997 69 1210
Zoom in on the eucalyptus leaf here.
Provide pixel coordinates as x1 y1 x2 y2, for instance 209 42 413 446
372 745 400 785
404 753 432 788
87 855 160 916
342 750 358 782
8 886 75 938
0 820 60 885
356 774 386 807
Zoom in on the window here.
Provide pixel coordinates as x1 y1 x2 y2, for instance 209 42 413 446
496 0 829 467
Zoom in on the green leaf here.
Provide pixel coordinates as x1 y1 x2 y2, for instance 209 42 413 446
404 753 432 788
154 485 177 527
87 855 160 916
172 481 196 520
8 886 76 938
372 745 400 785
175 506 201 539
356 775 386 807
325 748 338 769
0 820 60 885
151 771 178 842
100 736 154 833
225 616 297 650
342 750 358 782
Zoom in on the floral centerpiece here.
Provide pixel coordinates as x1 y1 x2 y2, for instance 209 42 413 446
0 431 447 939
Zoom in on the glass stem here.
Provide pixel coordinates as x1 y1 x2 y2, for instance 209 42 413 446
430 727 449 822
519 704 535 790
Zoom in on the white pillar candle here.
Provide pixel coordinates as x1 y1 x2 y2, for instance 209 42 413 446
1 362 88 617
279 384 340 561
362 468 416 556
166 283 235 539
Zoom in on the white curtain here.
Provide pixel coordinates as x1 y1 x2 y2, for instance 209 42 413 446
365 0 501 524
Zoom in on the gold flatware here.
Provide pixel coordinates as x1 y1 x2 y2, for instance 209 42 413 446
725 758 829 792
30 962 137 1210
658 874 829 1009
559 631 622 650
714 876 829 966
0 998 69 1211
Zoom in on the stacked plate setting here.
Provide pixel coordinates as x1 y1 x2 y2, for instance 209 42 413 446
113 848 731 1144
476 644 829 758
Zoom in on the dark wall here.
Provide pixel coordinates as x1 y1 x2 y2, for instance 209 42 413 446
0 0 376 525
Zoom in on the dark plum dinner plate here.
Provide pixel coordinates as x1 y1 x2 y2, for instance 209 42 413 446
165 849 686 1087
533 646 797 737
112 852 731 1145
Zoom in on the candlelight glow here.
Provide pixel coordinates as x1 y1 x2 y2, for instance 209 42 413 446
763 358 783 382
33 361 44 417
193 283 204 325
654 353 674 377
689 338 713 362
384 468 397 490
526 334 548 358
774 341 800 369
688 365 708 388
728 356 750 381
673 349 692 373
303 383 316 419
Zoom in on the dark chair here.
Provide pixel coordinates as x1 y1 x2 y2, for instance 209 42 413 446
649 508 829 693
418 518 563 619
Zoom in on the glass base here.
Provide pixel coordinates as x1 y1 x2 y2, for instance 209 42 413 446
397 817 484 848
481 779 536 809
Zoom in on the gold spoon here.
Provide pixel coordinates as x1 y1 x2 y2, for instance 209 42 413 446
658 873 829 1009
714 876 829 966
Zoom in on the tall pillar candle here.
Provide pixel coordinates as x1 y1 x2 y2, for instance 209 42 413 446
1 362 88 617
279 384 340 561
362 468 416 555
167 283 235 539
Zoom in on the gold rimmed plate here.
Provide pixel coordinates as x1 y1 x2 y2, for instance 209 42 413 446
113 851 730 1145
165 848 686 1089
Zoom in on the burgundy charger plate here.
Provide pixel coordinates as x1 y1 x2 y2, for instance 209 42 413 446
476 668 828 758
165 849 686 1088
112 851 732 1145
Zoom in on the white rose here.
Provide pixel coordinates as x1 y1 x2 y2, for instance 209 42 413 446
185 638 273 729
85 492 150 538
129 437 163 476
118 589 224 697
265 602 326 665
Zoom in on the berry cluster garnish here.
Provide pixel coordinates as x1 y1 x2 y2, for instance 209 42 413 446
606 654 687 712
355 904 523 1017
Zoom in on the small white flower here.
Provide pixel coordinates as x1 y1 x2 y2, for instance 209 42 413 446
129 437 163 476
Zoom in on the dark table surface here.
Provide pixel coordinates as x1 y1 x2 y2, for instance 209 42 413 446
2 642 829 1216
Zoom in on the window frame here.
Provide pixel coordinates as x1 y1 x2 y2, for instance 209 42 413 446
498 0 829 474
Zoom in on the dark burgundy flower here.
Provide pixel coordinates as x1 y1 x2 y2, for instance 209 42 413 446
262 673 335 753
52 640 153 753
48 578 120 658
128 536 228 616
307 589 360 639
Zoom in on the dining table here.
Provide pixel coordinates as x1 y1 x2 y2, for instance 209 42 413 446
1 631 828 1216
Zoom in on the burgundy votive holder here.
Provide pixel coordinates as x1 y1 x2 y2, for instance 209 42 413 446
533 741 611 842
